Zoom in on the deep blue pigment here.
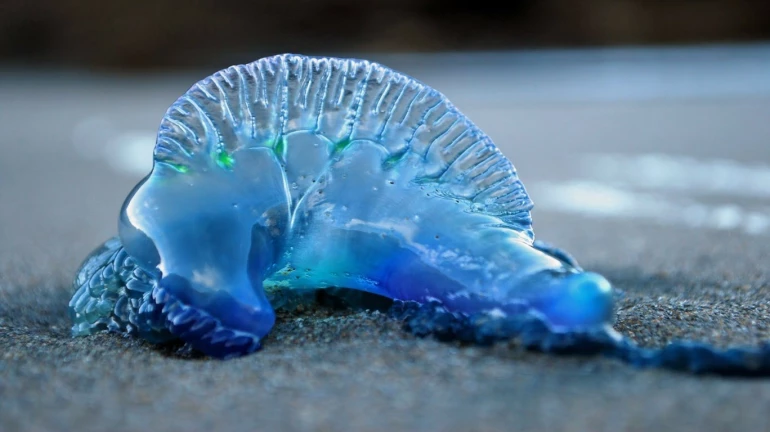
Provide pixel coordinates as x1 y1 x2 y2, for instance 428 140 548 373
69 54 770 375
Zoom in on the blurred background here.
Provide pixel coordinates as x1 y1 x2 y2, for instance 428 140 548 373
2 4 770 430
1 0 769 259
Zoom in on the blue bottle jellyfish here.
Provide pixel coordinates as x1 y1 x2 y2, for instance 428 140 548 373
69 54 770 374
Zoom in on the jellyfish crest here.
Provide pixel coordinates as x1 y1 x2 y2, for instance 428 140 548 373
151 54 535 238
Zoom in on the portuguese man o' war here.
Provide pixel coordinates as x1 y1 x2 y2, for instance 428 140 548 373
70 54 770 375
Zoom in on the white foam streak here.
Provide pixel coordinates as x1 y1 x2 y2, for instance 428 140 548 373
531 180 770 236
583 153 770 199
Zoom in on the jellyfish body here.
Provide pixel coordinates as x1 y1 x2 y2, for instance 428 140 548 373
69 54 616 358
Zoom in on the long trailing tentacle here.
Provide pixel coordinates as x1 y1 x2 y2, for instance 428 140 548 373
391 300 770 376
389 241 770 376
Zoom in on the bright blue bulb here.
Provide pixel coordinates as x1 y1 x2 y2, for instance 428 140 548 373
532 271 614 329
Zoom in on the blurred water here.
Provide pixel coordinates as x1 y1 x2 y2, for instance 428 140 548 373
529 152 770 236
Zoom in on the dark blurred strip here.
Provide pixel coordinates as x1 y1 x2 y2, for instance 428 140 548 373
1 0 769 70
